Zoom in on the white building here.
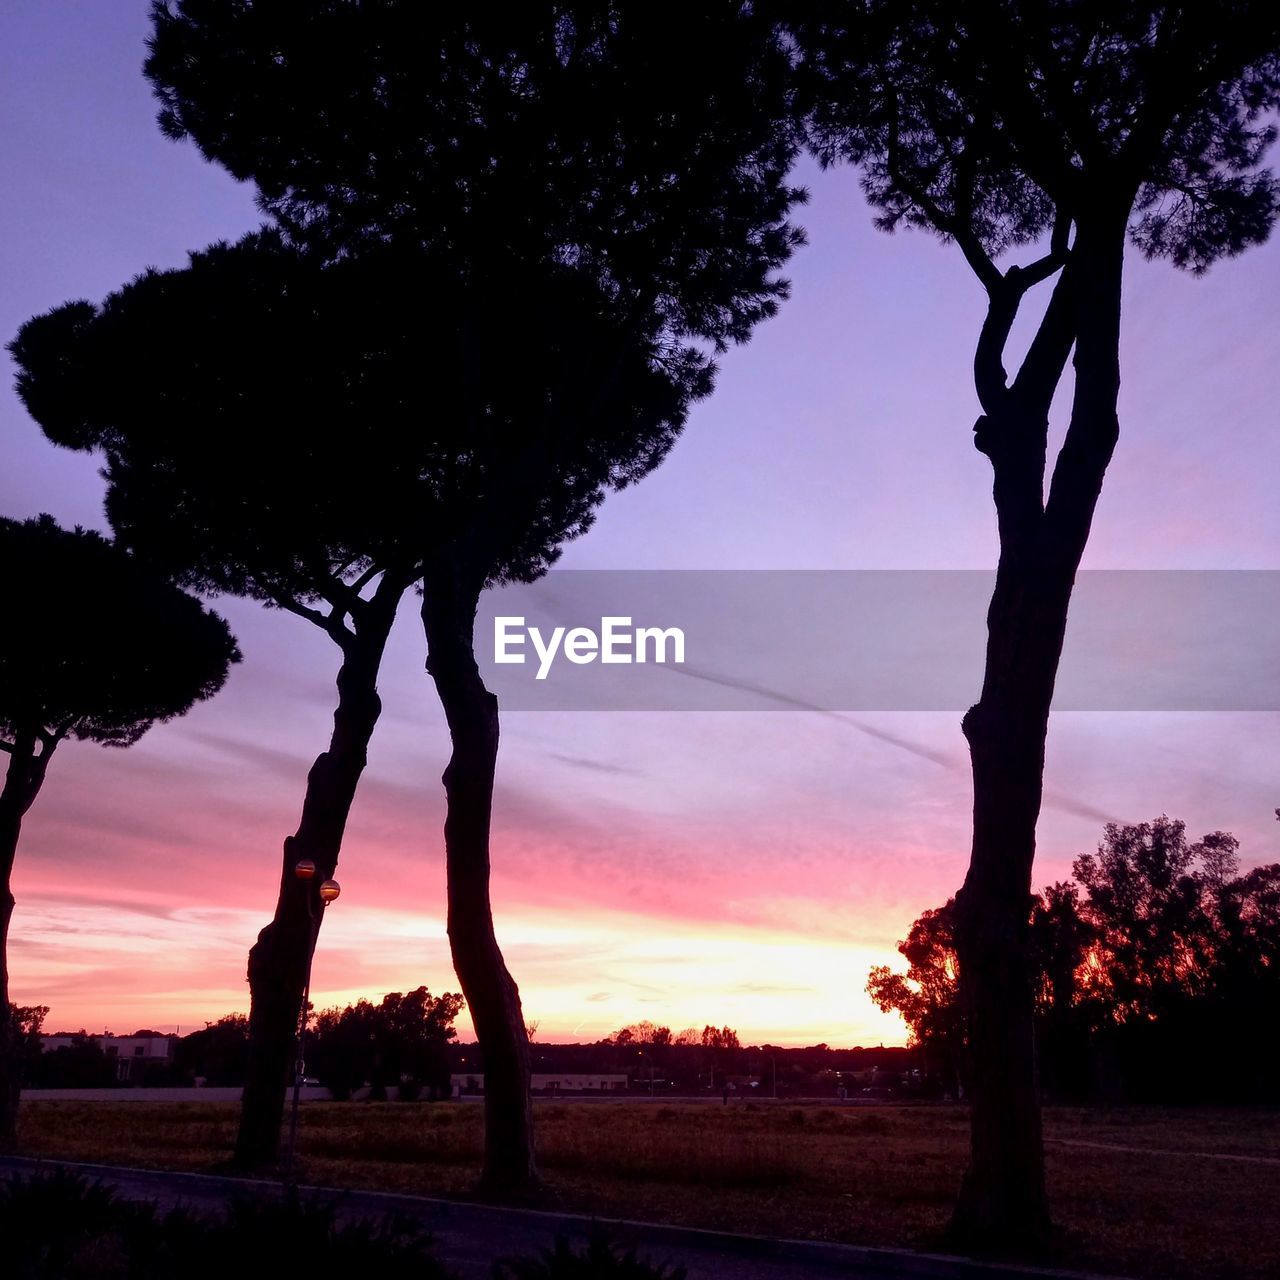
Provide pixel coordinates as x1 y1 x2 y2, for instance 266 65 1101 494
41 1033 177 1083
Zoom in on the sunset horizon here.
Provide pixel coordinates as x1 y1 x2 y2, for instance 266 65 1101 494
3 2 1277 1057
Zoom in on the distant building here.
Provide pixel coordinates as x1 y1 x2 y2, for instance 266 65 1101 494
41 1033 177 1083
451 1072 628 1095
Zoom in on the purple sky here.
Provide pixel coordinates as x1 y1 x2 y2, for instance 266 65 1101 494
1 1 1277 1044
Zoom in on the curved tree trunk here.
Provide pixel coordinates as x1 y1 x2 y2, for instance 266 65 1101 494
952 568 1069 1248
0 792 23 1151
0 729 57 1150
950 205 1126 1251
422 559 537 1194
234 580 402 1169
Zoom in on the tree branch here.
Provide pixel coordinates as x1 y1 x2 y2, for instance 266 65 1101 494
1009 10 1104 172
1010 263 1076 418
1013 205 1073 287
973 284 1023 416
886 114 1003 294
35 722 72 760
273 591 354 646
350 563 382 597
973 207 1073 415
981 25 1083 200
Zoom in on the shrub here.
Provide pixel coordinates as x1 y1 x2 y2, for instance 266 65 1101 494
494 1233 687 1279
0 1171 455 1279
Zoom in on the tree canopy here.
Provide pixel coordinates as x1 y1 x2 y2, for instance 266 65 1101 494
103 2 811 601
0 514 239 750
794 1 1280 276
309 986 464 1102
871 816 1280 1103
9 230 704 613
128 1 810 1192
146 0 803 348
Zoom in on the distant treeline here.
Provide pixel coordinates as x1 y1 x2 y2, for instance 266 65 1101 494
870 816 1280 1104
12 987 464 1098
14 1003 917 1097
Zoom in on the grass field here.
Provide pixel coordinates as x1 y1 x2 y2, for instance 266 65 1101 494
18 1100 1280 1279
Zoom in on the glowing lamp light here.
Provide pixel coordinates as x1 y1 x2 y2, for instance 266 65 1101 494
319 879 342 905
294 859 317 880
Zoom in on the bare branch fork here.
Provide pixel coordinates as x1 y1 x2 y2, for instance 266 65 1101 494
887 109 1077 558
885 112 1075 437
972 204 1072 422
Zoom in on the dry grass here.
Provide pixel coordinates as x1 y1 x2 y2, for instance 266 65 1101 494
18 1100 1280 1279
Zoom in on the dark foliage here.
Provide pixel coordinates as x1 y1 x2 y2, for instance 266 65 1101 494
309 986 464 1102
494 1233 687 1280
173 1015 250 1088
0 516 238 751
0 1171 454 1280
146 1 803 349
5 1006 46 1088
872 816 1280 1104
0 516 236 1145
867 903 965 1093
11 230 709 605
25 1034 117 1090
794 1 1280 274
114 0 814 603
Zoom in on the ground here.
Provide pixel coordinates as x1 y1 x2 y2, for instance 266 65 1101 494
17 1100 1280 1280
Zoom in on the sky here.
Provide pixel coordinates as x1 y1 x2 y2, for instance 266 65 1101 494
1 2 1277 1047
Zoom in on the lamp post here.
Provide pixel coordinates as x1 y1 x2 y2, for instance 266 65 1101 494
282 859 340 1183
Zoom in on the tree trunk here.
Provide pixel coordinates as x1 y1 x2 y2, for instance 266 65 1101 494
0 804 21 1151
0 730 54 1150
234 583 401 1169
422 559 538 1194
952 570 1068 1249
951 205 1126 1251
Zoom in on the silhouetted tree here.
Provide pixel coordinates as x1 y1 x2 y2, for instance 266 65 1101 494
794 2 1280 1245
174 1014 251 1088
310 987 464 1102
699 1025 742 1083
1029 882 1094 1100
867 900 965 1095
12 232 728 1180
609 1022 672 1047
11 238 427 1170
1211 858 1280 1099
0 516 236 1145
1068 817 1278 1100
608 1021 673 1088
143 0 805 1191
4 1005 47 1099
1072 817 1235 1020
27 1033 116 1090
873 816 1280 1110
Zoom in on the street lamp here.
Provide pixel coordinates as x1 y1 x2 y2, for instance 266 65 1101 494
283 861 340 1183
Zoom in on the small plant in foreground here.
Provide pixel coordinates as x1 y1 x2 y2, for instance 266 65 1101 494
494 1232 687 1280
0 1171 455 1279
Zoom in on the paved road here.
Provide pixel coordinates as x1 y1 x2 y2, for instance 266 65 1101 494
0 1157 1113 1280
